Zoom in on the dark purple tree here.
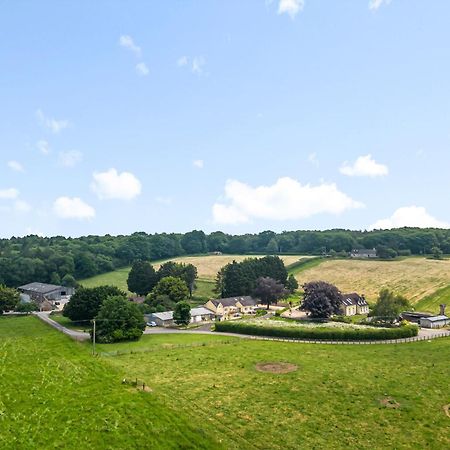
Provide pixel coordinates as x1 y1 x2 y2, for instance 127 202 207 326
300 281 342 318
253 277 287 310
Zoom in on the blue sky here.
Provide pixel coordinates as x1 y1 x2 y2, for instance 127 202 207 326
1 0 450 237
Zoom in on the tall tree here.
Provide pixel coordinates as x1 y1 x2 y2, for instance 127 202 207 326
93 296 146 343
286 274 299 293
0 285 19 314
149 277 189 304
300 281 342 319
127 260 158 296
371 289 409 320
173 301 191 326
63 286 126 322
253 277 287 309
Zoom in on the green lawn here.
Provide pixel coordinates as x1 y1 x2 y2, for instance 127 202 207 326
415 284 450 313
50 312 91 332
1 316 450 449
80 266 131 293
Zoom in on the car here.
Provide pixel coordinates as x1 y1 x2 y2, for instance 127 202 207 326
146 321 157 327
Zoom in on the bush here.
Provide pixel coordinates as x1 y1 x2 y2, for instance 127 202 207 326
215 321 418 341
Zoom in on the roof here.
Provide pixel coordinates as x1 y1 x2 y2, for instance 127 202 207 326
151 311 173 321
421 315 449 322
209 296 257 308
151 306 215 322
18 282 65 294
351 249 377 255
341 293 368 307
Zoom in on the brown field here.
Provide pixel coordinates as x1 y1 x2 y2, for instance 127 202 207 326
295 257 450 304
153 254 308 280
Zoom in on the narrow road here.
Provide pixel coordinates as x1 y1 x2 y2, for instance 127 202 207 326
35 312 90 341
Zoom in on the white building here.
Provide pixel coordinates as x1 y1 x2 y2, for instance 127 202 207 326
419 315 449 329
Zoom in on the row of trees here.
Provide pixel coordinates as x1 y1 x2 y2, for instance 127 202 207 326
1 228 449 288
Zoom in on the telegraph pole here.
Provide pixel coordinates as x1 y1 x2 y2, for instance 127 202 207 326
92 319 96 356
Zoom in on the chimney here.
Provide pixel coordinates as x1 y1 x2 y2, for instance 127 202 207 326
439 304 446 316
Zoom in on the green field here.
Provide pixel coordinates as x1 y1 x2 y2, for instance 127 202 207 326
416 284 450 313
2 316 449 449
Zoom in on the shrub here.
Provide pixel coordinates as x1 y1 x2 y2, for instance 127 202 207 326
215 321 418 341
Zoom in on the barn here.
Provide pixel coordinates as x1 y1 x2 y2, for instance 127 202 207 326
18 282 74 304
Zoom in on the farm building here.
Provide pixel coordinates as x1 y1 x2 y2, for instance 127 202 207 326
400 311 432 324
419 315 449 329
350 249 377 259
146 306 215 327
340 293 369 316
204 296 259 320
18 282 74 305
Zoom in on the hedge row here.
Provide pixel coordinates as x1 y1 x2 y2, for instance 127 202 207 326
215 321 419 341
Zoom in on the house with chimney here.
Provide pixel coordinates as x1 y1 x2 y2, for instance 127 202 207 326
204 296 259 320
340 293 369 316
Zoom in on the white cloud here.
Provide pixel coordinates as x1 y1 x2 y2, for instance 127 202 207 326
177 56 188 67
369 0 391 11
53 196 95 220
308 152 319 167
193 159 204 169
37 140 50 155
340 154 388 178
119 35 141 57
278 0 304 18
36 109 69 134
14 200 31 213
0 188 19 199
7 160 24 172
370 206 448 230
91 168 142 200
192 56 206 75
212 177 363 225
155 196 173 206
136 62 149 76
58 150 83 168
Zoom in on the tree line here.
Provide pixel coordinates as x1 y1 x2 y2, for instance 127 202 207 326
1 227 450 287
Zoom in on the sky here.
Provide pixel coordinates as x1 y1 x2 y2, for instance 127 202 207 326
1 0 450 238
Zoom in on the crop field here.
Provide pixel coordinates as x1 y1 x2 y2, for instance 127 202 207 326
80 254 308 294
2 317 449 449
295 257 450 310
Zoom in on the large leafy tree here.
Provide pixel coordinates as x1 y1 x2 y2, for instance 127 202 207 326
63 285 126 322
371 289 410 320
148 277 189 304
127 260 158 296
93 296 146 343
253 277 287 309
0 285 19 314
157 262 198 297
173 301 191 326
300 281 342 319
286 274 299 293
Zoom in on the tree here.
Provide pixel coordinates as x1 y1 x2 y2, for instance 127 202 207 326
286 274 299 293
300 281 342 318
180 230 207 254
431 246 443 260
157 262 198 297
265 238 279 254
93 296 146 343
149 277 189 304
127 260 158 296
0 285 19 314
15 301 39 314
173 301 191 326
61 274 77 288
63 285 126 322
253 277 287 310
371 289 410 320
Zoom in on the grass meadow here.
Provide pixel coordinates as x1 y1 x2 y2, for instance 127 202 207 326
2 316 449 449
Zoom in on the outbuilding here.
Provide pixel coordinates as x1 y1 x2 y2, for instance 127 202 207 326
146 306 215 327
18 282 74 305
419 315 449 329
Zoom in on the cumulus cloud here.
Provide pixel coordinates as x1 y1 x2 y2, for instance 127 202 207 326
119 35 141 57
0 188 19 199
37 140 50 155
136 62 149 76
193 159 204 169
36 109 69 134
91 168 142 200
212 177 363 225
7 160 24 172
370 206 448 230
278 0 304 18
53 196 95 220
340 154 388 178
369 0 391 11
58 150 83 168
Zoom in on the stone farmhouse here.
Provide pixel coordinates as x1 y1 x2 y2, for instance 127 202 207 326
204 296 259 320
340 293 369 316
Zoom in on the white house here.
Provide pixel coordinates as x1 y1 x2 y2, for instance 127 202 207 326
350 249 377 259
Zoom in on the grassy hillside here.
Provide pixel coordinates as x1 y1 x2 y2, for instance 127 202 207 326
80 254 309 294
295 257 450 306
0 316 232 449
415 284 450 314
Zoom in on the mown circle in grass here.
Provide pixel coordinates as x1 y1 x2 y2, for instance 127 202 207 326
255 362 298 374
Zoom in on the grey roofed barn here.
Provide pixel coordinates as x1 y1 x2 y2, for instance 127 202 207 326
209 296 257 308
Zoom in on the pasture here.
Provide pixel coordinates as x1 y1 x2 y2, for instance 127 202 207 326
3 316 448 449
295 257 450 310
